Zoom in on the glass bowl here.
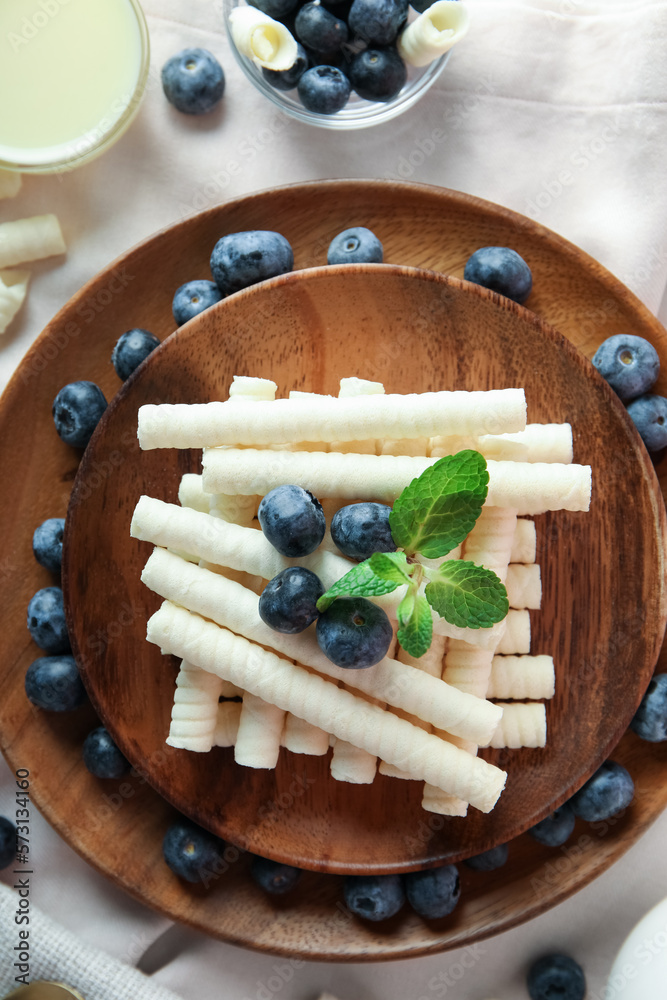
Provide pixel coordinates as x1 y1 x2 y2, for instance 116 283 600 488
223 0 451 130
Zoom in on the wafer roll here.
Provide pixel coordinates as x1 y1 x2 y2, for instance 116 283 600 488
506 564 542 610
166 661 224 752
138 388 526 449
178 473 211 513
201 451 591 513
484 703 547 749
147 602 507 810
511 519 537 564
213 701 242 747
486 655 555 701
234 694 285 768
140 548 503 743
131 497 506 648
496 609 531 654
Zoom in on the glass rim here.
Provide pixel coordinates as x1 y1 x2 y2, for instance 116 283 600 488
0 0 151 175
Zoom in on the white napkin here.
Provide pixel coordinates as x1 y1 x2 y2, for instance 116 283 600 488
2 2 667 999
0 884 183 1000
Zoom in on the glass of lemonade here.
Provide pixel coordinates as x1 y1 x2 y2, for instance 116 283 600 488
0 0 150 173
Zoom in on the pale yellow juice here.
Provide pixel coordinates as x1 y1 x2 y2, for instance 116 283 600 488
0 0 147 170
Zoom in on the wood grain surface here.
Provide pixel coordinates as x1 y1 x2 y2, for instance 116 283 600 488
1 181 667 960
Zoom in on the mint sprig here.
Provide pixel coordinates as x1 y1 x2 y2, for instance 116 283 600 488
424 560 509 630
389 449 488 558
316 451 509 657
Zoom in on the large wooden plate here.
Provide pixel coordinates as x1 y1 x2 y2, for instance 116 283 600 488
1 181 667 959
62 264 666 875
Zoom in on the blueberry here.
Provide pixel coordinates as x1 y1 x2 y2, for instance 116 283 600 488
25 655 86 712
348 0 409 44
630 674 667 741
529 803 576 847
626 393 667 453
111 328 161 381
330 502 395 559
161 48 225 114
404 864 460 919
592 334 660 402
316 596 393 668
32 517 65 574
52 380 107 449
527 954 586 1000
172 280 223 326
27 587 69 654
249 0 299 16
257 484 326 557
0 817 17 871
327 228 384 266
82 726 130 779
570 760 634 823
163 818 226 884
463 246 533 304
464 843 509 871
305 47 346 70
210 230 294 295
343 874 405 921
297 65 351 113
349 46 406 101
259 567 324 633
250 855 302 894
262 43 309 90
295 2 349 52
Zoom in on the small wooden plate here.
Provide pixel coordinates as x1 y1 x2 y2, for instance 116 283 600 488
62 265 667 874
2 181 667 959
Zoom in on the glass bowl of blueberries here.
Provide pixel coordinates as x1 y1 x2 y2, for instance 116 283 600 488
223 0 468 129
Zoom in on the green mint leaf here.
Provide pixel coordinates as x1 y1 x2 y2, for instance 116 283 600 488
424 560 509 629
316 559 400 612
396 588 416 628
368 550 413 586
388 450 489 559
397 593 433 658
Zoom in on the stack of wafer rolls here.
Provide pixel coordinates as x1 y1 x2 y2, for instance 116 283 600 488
133 377 591 815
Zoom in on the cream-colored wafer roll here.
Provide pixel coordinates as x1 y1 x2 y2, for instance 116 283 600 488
441 644 494 698
511 519 537 564
0 214 66 269
166 660 224 752
398 0 469 67
282 711 330 755
380 438 430 456
138 388 526 449
213 701 242 747
329 378 384 779
338 377 385 397
234 693 285 768
482 424 573 464
0 269 30 334
421 732 476 817
178 473 211 513
147 602 507 811
484 702 547 749
140 548 503 743
131 497 505 648
379 634 446 779
201 451 591 514
209 376 279 526
496 609 531 654
229 5 298 70
464 508 517 584
486 655 555 701
506 564 542 610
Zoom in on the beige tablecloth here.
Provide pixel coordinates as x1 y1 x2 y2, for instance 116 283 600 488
2 1 667 998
